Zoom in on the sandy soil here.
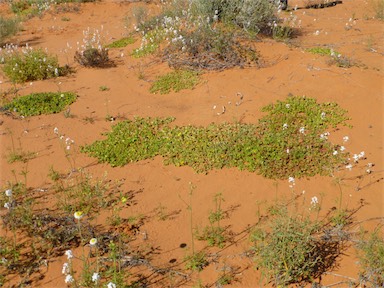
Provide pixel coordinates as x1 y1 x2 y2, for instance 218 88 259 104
0 0 383 287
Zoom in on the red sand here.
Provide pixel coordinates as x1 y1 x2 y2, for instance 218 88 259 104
0 0 383 287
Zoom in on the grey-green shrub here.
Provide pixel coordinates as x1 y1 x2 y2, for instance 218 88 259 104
0 17 19 45
357 227 384 286
2 47 61 83
191 0 277 34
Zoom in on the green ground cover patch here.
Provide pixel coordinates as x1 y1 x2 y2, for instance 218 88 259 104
3 92 77 116
150 70 200 94
105 36 135 48
81 96 350 179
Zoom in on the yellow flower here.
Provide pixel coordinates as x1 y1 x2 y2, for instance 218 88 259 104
121 196 127 204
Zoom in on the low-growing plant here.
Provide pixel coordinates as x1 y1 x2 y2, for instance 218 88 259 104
356 226 384 286
1 46 69 83
7 149 36 163
99 85 110 91
184 251 208 272
2 92 77 116
307 47 336 56
82 96 351 179
307 47 353 68
105 36 135 48
131 28 164 58
150 70 200 94
0 16 20 45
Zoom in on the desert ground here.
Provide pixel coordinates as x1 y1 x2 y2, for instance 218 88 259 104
0 0 383 287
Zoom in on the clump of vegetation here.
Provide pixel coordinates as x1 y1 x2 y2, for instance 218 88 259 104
75 47 109 67
184 251 208 271
131 28 164 58
0 17 20 45
81 117 175 167
250 197 359 286
307 47 336 56
195 193 227 248
356 226 384 286
1 46 70 83
372 0 384 19
82 96 350 179
2 92 77 116
74 27 110 67
307 47 353 68
150 70 200 94
254 96 350 178
105 36 135 48
130 0 294 70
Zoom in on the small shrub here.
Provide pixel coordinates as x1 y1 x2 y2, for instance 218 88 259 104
251 201 354 286
0 17 20 45
75 47 109 67
192 0 277 34
272 24 294 40
372 0 384 19
1 47 68 83
3 92 77 116
9 0 32 14
75 27 110 67
150 70 199 94
357 227 384 286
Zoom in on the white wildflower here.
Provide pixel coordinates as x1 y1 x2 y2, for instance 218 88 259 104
54 127 59 135
65 250 73 260
92 272 100 283
310 196 318 205
89 238 97 246
107 282 117 288
343 136 349 142
64 274 74 284
5 189 12 197
299 127 305 134
74 211 83 220
4 202 11 209
345 164 353 171
283 123 288 130
62 262 70 274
